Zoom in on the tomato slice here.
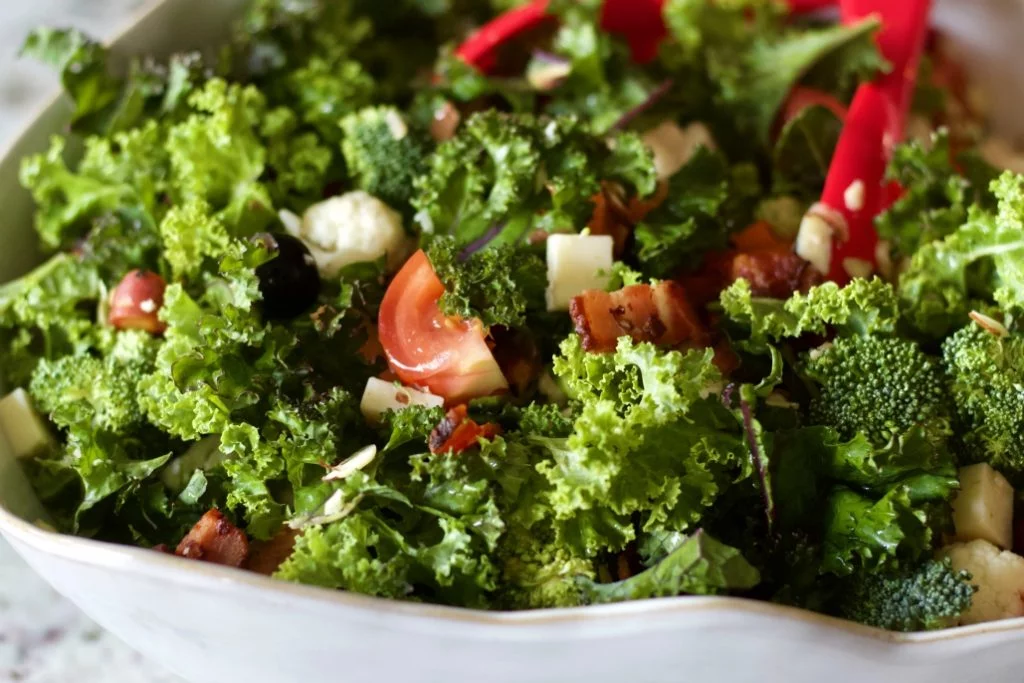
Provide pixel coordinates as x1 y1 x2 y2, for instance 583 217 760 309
378 250 509 404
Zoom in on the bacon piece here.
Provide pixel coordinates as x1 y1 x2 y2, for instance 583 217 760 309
246 528 299 576
570 281 709 353
429 405 503 454
681 222 823 306
175 509 250 569
730 248 824 300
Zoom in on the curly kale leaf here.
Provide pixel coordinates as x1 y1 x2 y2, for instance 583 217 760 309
426 237 547 329
720 277 900 345
899 172 1024 337
877 129 998 260
578 530 760 604
634 147 761 277
413 111 656 246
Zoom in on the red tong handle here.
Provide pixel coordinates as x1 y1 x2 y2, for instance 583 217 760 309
820 0 933 281
457 0 841 74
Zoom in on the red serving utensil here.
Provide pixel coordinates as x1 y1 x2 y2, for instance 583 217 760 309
818 83 892 282
457 0 841 73
817 0 932 281
841 0 933 151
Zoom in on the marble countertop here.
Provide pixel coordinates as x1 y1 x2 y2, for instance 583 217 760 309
0 5 184 681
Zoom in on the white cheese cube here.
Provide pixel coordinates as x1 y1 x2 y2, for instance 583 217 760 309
953 463 1015 549
360 378 444 425
292 192 413 278
941 540 1024 625
0 389 54 460
642 121 716 180
545 234 614 312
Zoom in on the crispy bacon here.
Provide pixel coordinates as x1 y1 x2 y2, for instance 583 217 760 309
730 248 824 299
570 281 709 353
246 528 300 576
429 405 503 454
681 222 823 305
175 509 250 568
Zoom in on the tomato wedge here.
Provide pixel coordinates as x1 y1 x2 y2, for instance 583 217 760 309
378 250 509 404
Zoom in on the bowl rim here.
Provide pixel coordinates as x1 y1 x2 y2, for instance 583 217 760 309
4 499 1024 643
4 0 1024 649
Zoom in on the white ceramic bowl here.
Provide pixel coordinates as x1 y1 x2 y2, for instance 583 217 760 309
4 2 1024 682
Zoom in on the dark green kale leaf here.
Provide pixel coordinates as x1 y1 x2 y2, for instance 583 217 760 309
877 129 998 260
426 237 547 329
898 172 1024 338
578 530 760 603
634 147 761 277
772 104 843 198
413 111 656 246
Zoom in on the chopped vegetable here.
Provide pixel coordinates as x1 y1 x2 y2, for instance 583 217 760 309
3 0 1022 632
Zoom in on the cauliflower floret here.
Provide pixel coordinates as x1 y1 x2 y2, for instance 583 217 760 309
284 191 413 278
940 540 1024 625
641 121 716 180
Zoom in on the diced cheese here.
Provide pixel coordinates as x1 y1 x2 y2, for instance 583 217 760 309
292 192 413 278
360 377 444 425
941 540 1024 625
545 234 614 312
642 121 716 180
0 389 54 460
953 463 1015 549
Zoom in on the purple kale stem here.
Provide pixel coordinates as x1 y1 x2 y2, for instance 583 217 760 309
740 398 776 528
611 79 675 131
720 383 736 408
458 222 506 261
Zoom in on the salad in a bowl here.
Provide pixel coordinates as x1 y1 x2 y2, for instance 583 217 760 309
1 0 1023 634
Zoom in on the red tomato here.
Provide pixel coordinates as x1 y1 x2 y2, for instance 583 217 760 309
378 250 509 404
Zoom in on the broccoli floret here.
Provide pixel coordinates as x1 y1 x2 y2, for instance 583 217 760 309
28 331 158 434
943 322 1024 476
340 106 431 212
835 558 976 631
804 335 952 447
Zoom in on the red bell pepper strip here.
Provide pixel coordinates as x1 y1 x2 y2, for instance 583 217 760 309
455 0 552 75
457 0 841 74
819 83 892 283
